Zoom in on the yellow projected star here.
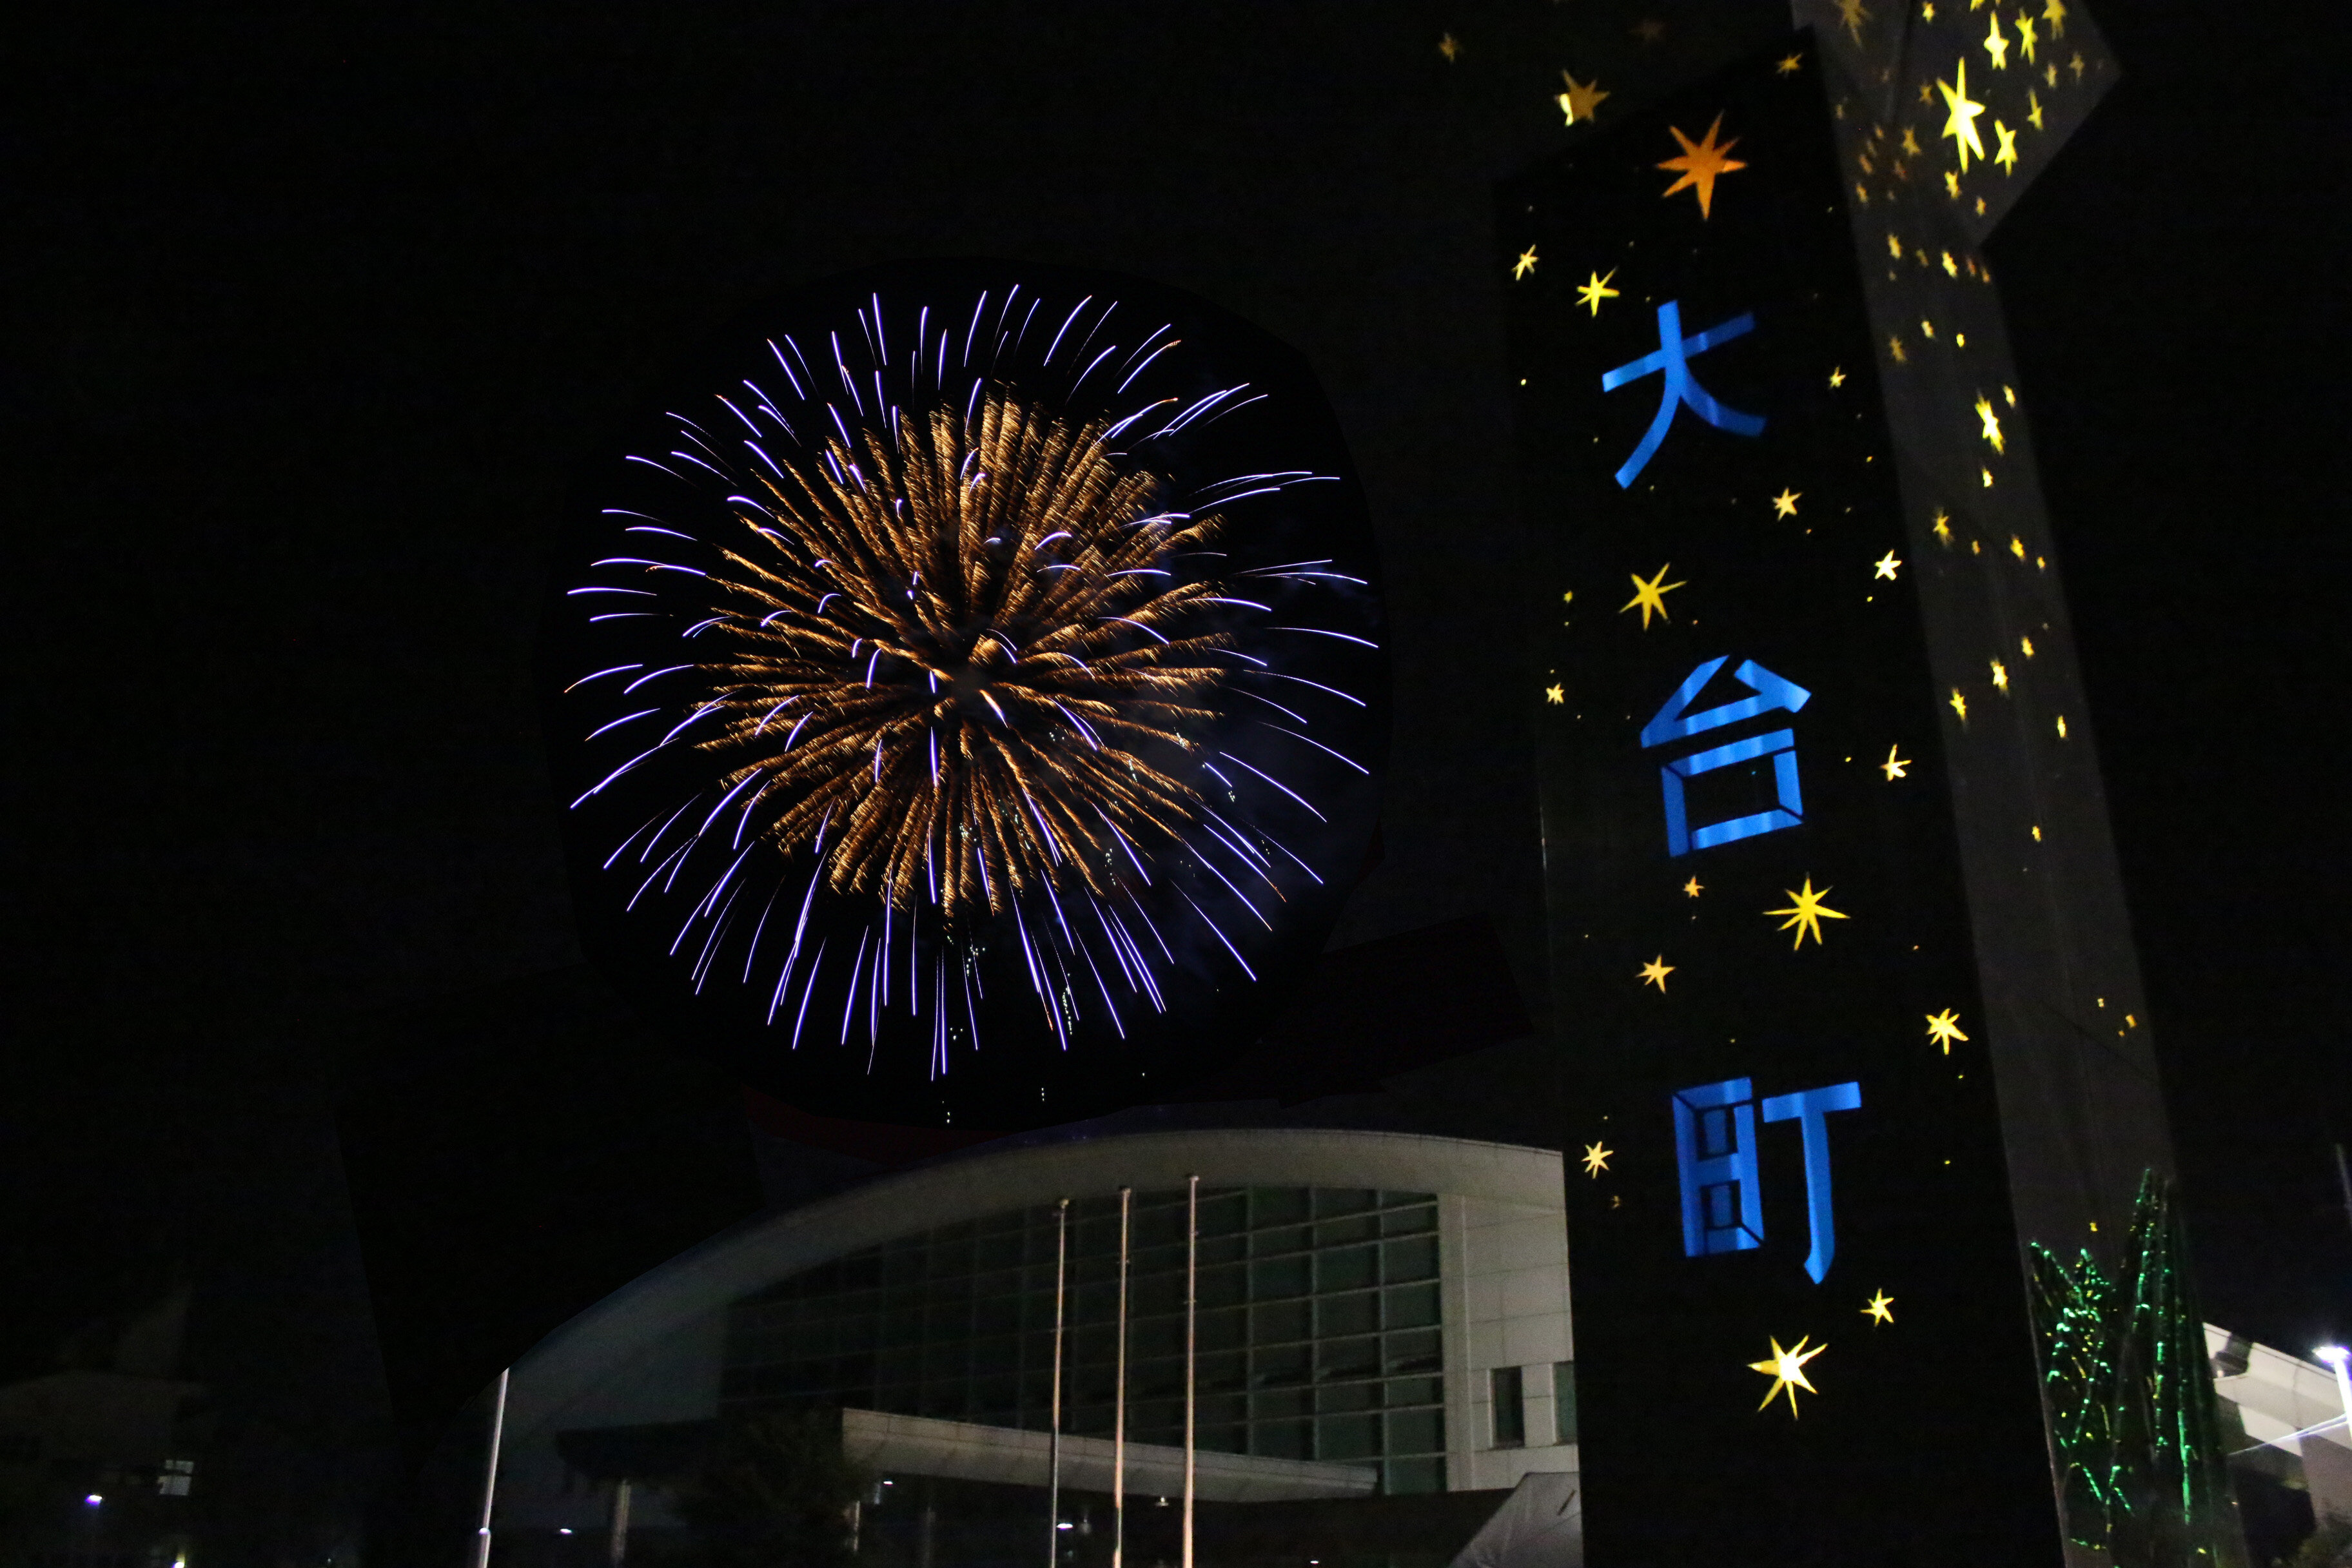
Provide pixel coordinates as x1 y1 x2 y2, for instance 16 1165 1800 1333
1557 71 1611 125
1513 246 1540 280
1620 564 1685 628
1994 120 2020 173
1937 59 1987 171
1582 1141 1613 1177
1767 877 1848 948
1771 488 1801 518
1874 550 1901 579
1881 745 1910 781
1863 1291 1896 1326
1544 683 1565 705
1982 8 2010 68
1683 876 1703 897
1926 1008 1970 1052
1658 114 1747 219
1575 268 1622 315
1639 956 1674 992
1749 1335 1827 1417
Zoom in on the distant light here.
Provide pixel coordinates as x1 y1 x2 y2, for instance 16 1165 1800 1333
2319 1346 2351 1367
558 1530 573 1536
1056 1522 1074 1531
84 1494 103 1507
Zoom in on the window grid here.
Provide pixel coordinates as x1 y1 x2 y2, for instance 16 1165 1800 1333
721 1186 1446 1493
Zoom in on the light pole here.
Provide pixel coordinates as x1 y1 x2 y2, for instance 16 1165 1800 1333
475 1369 511 1568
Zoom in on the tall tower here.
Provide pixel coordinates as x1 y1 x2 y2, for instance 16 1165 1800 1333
1502 15 2194 1562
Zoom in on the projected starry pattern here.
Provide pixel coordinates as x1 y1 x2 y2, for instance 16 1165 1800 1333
1493 30 2148 1559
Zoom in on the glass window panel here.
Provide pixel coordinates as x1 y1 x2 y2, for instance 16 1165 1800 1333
1388 1407 1444 1456
1317 1291 1378 1339
1252 1225 1311 1259
1199 1307 1247 1353
1381 1204 1438 1237
1314 1188 1376 1219
1318 1337 1380 1381
1316 1382 1377 1415
1200 1351 1248 1393
1133 1317 1184 1361
1382 1235 1441 1282
1318 1246 1377 1294
1384 1282 1440 1329
1133 1273 1185 1318
1250 1256 1310 1300
1198 1234 1246 1268
841 1255 882 1290
1251 1387 1308 1422
1252 1418 1310 1459
1386 1329 1442 1374
1251 1300 1309 1345
1133 1358 1186 1400
1385 1375 1442 1409
973 1297 1022 1337
1198 1264 1246 1311
1198 1192 1249 1237
1384 1456 1446 1496
1315 1214 1378 1248
970 1337 1019 1375
1249 1188 1309 1227
1316 1413 1379 1460
1554 1361 1578 1446
1251 1344 1308 1387
1491 1366 1525 1447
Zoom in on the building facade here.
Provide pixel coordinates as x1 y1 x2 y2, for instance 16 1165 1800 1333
482 1129 1581 1560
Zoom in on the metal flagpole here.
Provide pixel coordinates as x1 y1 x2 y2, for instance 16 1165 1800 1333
473 1368 510 1568
1182 1175 1197 1568
1113 1186 1131 1568
1048 1198 1070 1568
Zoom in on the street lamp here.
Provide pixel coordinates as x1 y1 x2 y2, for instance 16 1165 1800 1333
2315 1345 2352 1440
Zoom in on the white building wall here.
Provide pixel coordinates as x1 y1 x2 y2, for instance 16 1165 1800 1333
1446 1191 1577 1493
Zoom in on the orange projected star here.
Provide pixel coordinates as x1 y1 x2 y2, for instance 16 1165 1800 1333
1620 564 1685 628
1766 877 1848 948
1749 1335 1827 1417
1658 114 1748 219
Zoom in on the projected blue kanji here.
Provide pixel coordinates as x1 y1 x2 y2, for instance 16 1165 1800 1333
1763 1081 1863 1283
1674 1076 1864 1284
1673 1077 1763 1257
1642 656 1812 856
1600 300 1766 488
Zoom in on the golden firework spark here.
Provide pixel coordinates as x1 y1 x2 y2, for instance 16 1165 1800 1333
694 391 1240 926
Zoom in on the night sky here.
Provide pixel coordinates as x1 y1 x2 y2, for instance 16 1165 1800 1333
3 0 2340 1550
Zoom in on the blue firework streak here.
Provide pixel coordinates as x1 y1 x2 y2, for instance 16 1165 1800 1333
561 282 1377 1088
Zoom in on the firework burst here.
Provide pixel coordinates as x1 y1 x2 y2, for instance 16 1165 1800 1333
556 271 1382 1119
696 391 1230 926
